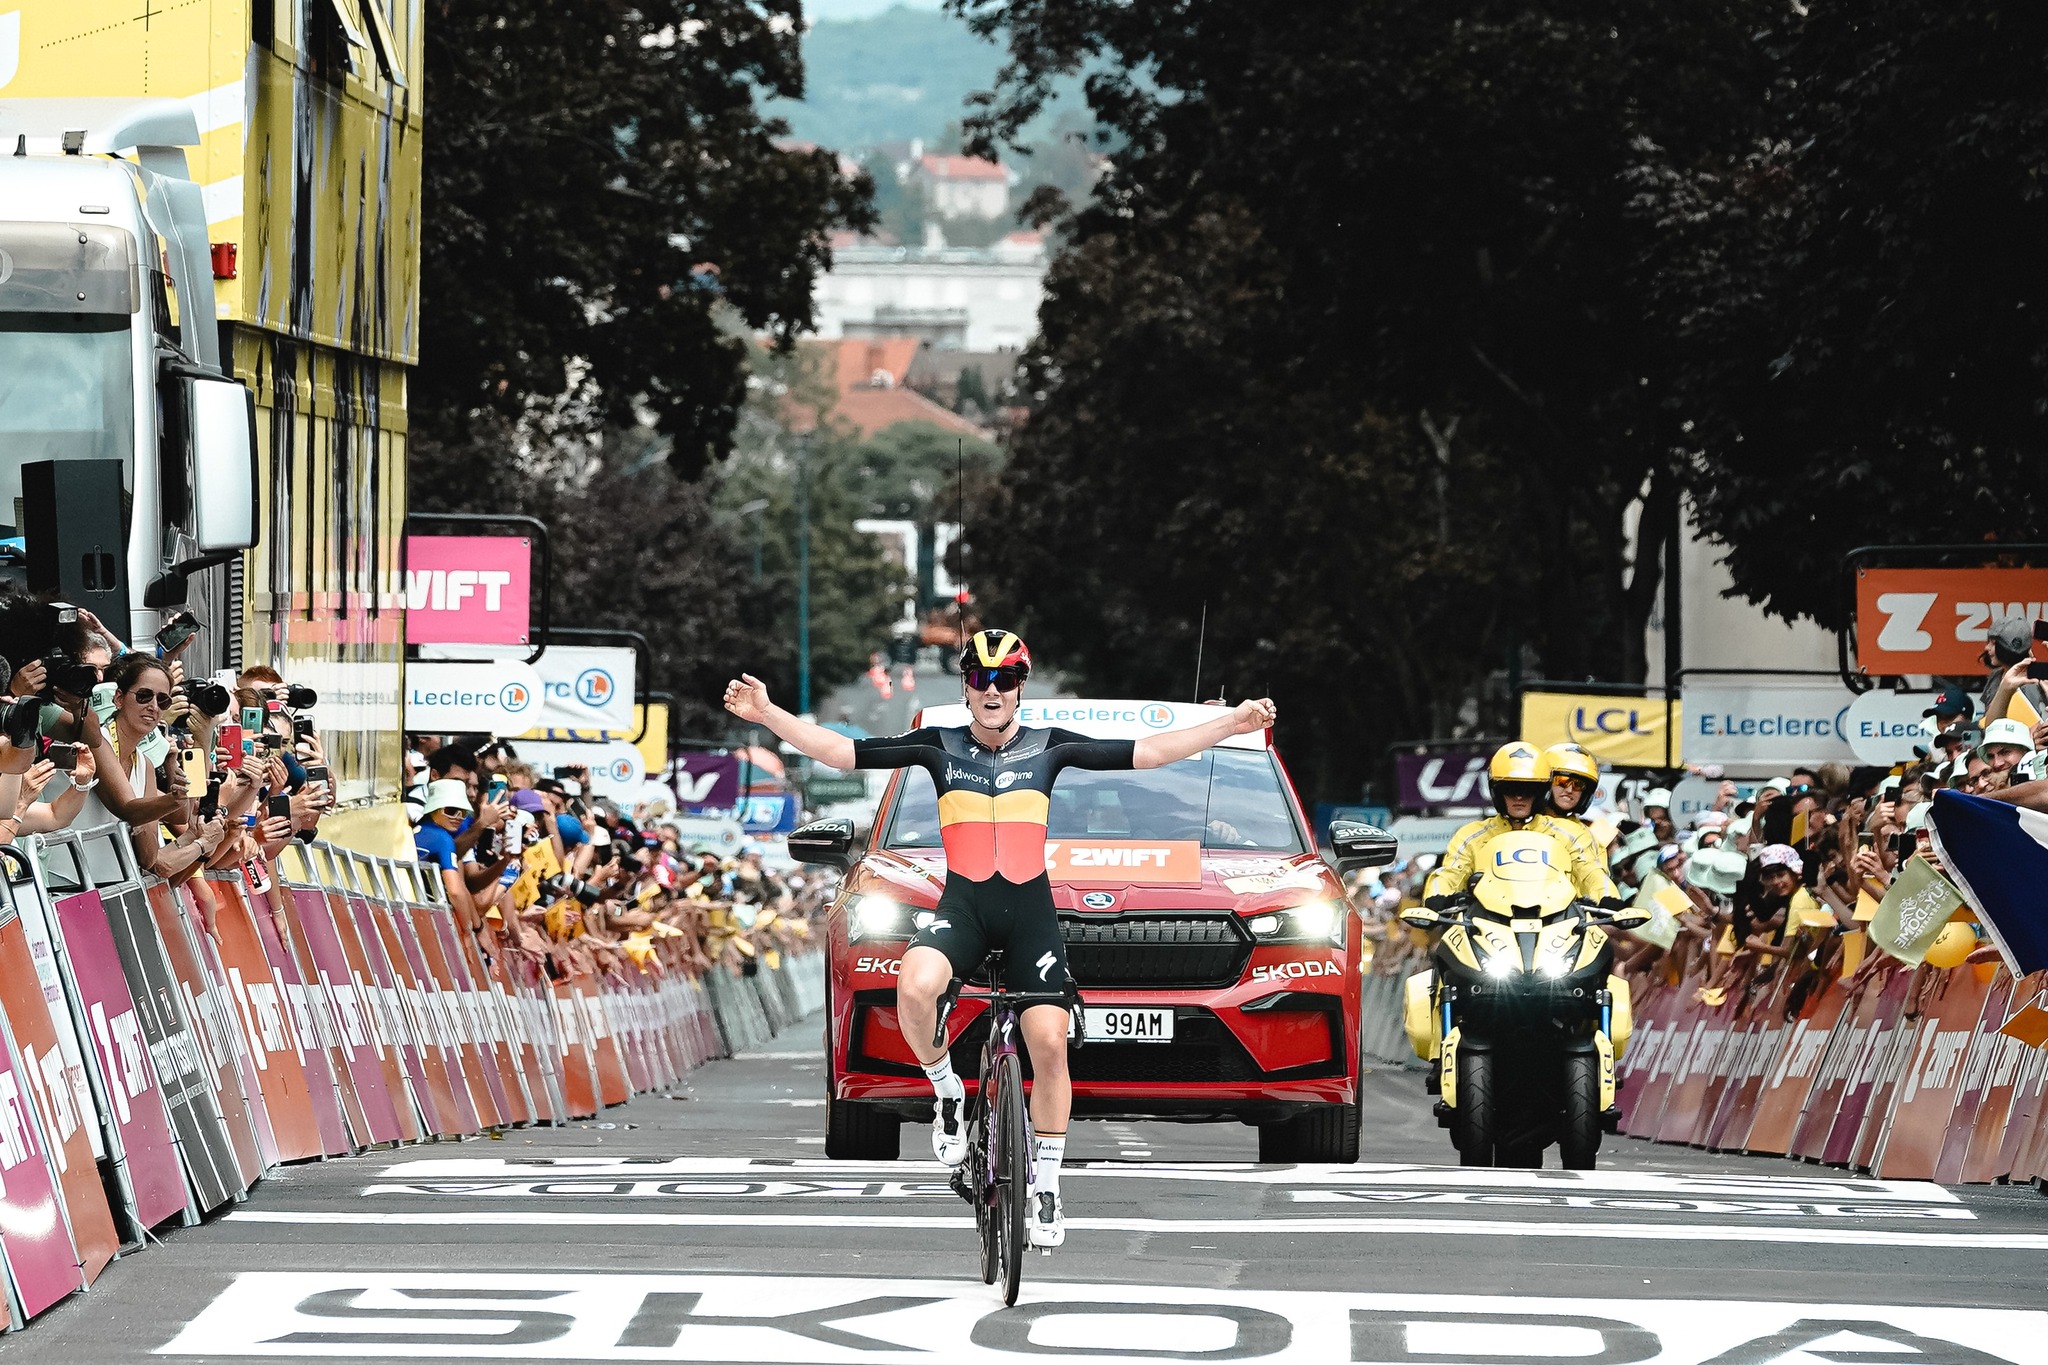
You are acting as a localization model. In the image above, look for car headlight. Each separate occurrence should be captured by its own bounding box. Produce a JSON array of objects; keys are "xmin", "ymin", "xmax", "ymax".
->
[
  {"xmin": 850, "ymin": 894, "xmax": 912, "ymax": 942},
  {"xmin": 1246, "ymin": 899, "xmax": 1346, "ymax": 945}
]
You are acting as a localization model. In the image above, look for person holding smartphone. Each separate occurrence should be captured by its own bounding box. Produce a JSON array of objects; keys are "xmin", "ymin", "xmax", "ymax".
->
[{"xmin": 98, "ymin": 655, "xmax": 227, "ymax": 880}]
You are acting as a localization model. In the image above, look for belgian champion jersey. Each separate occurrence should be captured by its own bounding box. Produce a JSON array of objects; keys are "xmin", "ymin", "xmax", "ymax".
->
[{"xmin": 854, "ymin": 725, "xmax": 1138, "ymax": 883}]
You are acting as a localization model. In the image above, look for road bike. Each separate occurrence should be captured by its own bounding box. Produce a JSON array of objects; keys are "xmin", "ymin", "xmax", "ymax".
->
[{"xmin": 933, "ymin": 950, "xmax": 1080, "ymax": 1305}]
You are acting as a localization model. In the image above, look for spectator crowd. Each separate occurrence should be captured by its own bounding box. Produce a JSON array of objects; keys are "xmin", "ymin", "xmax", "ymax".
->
[
  {"xmin": 0, "ymin": 588, "xmax": 826, "ymax": 994},
  {"xmin": 1347, "ymin": 612, "xmax": 2048, "ymax": 998},
  {"xmin": 401, "ymin": 736, "xmax": 827, "ymax": 991},
  {"xmin": 0, "ymin": 594, "xmax": 335, "ymax": 924}
]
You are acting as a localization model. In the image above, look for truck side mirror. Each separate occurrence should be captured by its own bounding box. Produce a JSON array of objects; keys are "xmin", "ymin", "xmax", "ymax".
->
[
  {"xmin": 1329, "ymin": 819, "xmax": 1398, "ymax": 872},
  {"xmin": 189, "ymin": 375, "xmax": 257, "ymax": 552},
  {"xmin": 788, "ymin": 817, "xmax": 855, "ymax": 870}
]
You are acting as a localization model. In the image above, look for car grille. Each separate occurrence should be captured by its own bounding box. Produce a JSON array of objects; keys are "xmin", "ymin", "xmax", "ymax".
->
[{"xmin": 1060, "ymin": 913, "xmax": 1250, "ymax": 988}]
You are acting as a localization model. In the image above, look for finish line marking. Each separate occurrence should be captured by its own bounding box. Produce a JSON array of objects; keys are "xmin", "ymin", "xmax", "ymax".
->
[
  {"xmin": 159, "ymin": 1273, "xmax": 2048, "ymax": 1362},
  {"xmin": 224, "ymin": 1209, "xmax": 2048, "ymax": 1249},
  {"xmin": 373, "ymin": 1156, "xmax": 1959, "ymax": 1203}
]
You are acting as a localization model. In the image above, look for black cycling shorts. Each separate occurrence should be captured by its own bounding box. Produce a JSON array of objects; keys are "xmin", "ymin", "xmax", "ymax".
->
[{"xmin": 908, "ymin": 872, "xmax": 1071, "ymax": 994}]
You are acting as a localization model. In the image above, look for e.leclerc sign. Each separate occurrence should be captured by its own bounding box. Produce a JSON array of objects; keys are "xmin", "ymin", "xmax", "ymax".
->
[{"xmin": 403, "ymin": 661, "xmax": 545, "ymax": 734}]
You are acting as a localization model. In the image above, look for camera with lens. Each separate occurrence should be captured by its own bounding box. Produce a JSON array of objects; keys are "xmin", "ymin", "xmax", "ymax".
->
[
  {"xmin": 278, "ymin": 683, "xmax": 317, "ymax": 709},
  {"xmin": 542, "ymin": 873, "xmax": 604, "ymax": 907},
  {"xmin": 40, "ymin": 649, "xmax": 100, "ymax": 697},
  {"xmin": 180, "ymin": 678, "xmax": 232, "ymax": 717}
]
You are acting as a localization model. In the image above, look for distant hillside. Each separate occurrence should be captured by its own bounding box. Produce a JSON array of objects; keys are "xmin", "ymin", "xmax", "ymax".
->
[{"xmin": 775, "ymin": 5, "xmax": 1082, "ymax": 157}]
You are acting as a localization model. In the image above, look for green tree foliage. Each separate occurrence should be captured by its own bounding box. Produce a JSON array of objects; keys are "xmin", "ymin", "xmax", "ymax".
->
[
  {"xmin": 947, "ymin": 0, "xmax": 1776, "ymax": 798},
  {"xmin": 417, "ymin": 0, "xmax": 872, "ymax": 477},
  {"xmin": 410, "ymin": 0, "xmax": 888, "ymax": 733},
  {"xmin": 1633, "ymin": 1, "xmax": 2048, "ymax": 629},
  {"xmin": 412, "ymin": 420, "xmax": 770, "ymax": 738},
  {"xmin": 711, "ymin": 346, "xmax": 916, "ymax": 708}
]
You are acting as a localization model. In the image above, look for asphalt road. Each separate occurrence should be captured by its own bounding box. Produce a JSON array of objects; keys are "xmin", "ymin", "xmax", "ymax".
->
[{"xmin": 11, "ymin": 1013, "xmax": 2048, "ymax": 1363}]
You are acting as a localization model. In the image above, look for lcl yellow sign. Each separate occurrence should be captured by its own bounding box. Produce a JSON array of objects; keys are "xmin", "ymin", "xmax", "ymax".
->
[{"xmin": 1520, "ymin": 692, "xmax": 1683, "ymax": 768}]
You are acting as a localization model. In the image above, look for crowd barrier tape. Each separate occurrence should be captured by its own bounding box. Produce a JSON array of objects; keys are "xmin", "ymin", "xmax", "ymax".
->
[
  {"xmin": 1353, "ymin": 950, "xmax": 2048, "ymax": 1186},
  {"xmin": 0, "ymin": 823, "xmax": 823, "ymax": 1330}
]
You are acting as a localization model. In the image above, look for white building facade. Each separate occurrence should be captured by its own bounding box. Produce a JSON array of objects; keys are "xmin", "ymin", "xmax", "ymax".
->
[{"xmin": 813, "ymin": 236, "xmax": 1047, "ymax": 353}]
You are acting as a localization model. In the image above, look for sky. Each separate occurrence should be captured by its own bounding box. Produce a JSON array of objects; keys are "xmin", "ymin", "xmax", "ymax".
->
[{"xmin": 807, "ymin": 0, "xmax": 945, "ymax": 21}]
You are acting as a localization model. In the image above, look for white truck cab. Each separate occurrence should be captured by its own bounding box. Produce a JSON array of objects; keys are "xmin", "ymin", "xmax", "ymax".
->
[{"xmin": 0, "ymin": 98, "xmax": 255, "ymax": 655}]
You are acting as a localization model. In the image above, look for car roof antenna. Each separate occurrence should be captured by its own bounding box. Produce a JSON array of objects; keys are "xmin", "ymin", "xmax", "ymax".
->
[{"xmin": 1192, "ymin": 600, "xmax": 1208, "ymax": 703}]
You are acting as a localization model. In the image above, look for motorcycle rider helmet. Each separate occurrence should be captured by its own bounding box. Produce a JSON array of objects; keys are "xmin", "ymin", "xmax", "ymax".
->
[
  {"xmin": 958, "ymin": 628, "xmax": 1032, "ymax": 678},
  {"xmin": 1486, "ymin": 742, "xmax": 1550, "ymax": 819},
  {"xmin": 1541, "ymin": 743, "xmax": 1600, "ymax": 815}
]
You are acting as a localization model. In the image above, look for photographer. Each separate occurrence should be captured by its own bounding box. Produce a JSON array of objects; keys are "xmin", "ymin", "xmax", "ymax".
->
[{"xmin": 99, "ymin": 655, "xmax": 227, "ymax": 881}]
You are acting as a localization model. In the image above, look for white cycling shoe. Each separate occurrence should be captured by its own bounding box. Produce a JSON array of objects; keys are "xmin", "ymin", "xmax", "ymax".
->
[
  {"xmin": 1029, "ymin": 1191, "xmax": 1065, "ymax": 1248},
  {"xmin": 932, "ymin": 1096, "xmax": 967, "ymax": 1166}
]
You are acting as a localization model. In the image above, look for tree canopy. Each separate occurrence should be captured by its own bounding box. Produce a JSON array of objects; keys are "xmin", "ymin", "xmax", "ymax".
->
[
  {"xmin": 416, "ymin": 0, "xmax": 871, "ymax": 477},
  {"xmin": 950, "ymin": 0, "xmax": 2048, "ymax": 801}
]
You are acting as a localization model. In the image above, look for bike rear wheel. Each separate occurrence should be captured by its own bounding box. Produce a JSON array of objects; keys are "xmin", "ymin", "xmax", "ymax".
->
[{"xmin": 992, "ymin": 1049, "xmax": 1027, "ymax": 1304}]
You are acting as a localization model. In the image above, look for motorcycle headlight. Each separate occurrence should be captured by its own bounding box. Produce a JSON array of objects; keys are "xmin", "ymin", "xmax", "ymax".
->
[
  {"xmin": 1484, "ymin": 951, "xmax": 1517, "ymax": 978},
  {"xmin": 1246, "ymin": 899, "xmax": 1346, "ymax": 945},
  {"xmin": 850, "ymin": 894, "xmax": 911, "ymax": 942}
]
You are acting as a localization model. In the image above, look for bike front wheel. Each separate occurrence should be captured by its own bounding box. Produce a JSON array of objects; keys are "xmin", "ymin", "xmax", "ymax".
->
[{"xmin": 992, "ymin": 1050, "xmax": 1028, "ymax": 1305}]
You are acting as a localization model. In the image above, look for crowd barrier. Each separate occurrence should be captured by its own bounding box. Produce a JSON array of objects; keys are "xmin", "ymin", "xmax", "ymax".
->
[
  {"xmin": 0, "ymin": 823, "xmax": 825, "ymax": 1331},
  {"xmin": 1355, "ymin": 950, "xmax": 2048, "ymax": 1185}
]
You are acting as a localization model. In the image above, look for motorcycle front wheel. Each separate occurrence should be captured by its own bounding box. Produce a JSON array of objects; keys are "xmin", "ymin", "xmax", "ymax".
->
[
  {"xmin": 1456, "ymin": 1050, "xmax": 1495, "ymax": 1167},
  {"xmin": 1560, "ymin": 1051, "xmax": 1602, "ymax": 1170}
]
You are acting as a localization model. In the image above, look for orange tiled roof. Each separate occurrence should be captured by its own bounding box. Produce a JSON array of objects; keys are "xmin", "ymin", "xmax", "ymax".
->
[
  {"xmin": 833, "ymin": 385, "xmax": 986, "ymax": 439},
  {"xmin": 827, "ymin": 337, "xmax": 921, "ymax": 394}
]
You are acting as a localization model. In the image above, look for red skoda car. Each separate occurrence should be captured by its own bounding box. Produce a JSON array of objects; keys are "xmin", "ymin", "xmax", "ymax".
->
[{"xmin": 792, "ymin": 700, "xmax": 1395, "ymax": 1163}]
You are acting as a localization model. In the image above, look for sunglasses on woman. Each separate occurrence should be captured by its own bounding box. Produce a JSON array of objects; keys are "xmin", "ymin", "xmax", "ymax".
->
[
  {"xmin": 126, "ymin": 688, "xmax": 175, "ymax": 708},
  {"xmin": 964, "ymin": 667, "xmax": 1024, "ymax": 694}
]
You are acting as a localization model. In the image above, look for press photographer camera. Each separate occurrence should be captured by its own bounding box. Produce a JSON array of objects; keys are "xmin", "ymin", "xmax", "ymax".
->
[
  {"xmin": 179, "ymin": 677, "xmax": 232, "ymax": 719},
  {"xmin": 540, "ymin": 872, "xmax": 605, "ymax": 908}
]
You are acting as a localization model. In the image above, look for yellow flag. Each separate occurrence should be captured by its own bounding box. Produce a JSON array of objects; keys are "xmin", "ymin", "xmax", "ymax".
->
[
  {"xmin": 1854, "ymin": 889, "xmax": 1881, "ymax": 923},
  {"xmin": 1586, "ymin": 816, "xmax": 1620, "ymax": 850},
  {"xmin": 1715, "ymin": 925, "xmax": 1737, "ymax": 954},
  {"xmin": 2000, "ymin": 987, "xmax": 2048, "ymax": 1048},
  {"xmin": 1839, "ymin": 930, "xmax": 1867, "ymax": 978},
  {"xmin": 2008, "ymin": 689, "xmax": 2043, "ymax": 729}
]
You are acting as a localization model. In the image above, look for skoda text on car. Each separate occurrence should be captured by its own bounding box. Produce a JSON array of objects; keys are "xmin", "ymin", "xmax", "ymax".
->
[{"xmin": 797, "ymin": 699, "xmax": 1392, "ymax": 1162}]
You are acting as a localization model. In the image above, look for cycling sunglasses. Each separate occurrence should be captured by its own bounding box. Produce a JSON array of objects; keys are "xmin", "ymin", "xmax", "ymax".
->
[{"xmin": 964, "ymin": 667, "xmax": 1025, "ymax": 694}]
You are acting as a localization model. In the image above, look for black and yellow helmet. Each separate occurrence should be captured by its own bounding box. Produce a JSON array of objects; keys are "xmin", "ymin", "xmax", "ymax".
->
[
  {"xmin": 1541, "ymin": 743, "xmax": 1600, "ymax": 787},
  {"xmin": 1487, "ymin": 741, "xmax": 1549, "ymax": 817},
  {"xmin": 959, "ymin": 628, "xmax": 1031, "ymax": 677}
]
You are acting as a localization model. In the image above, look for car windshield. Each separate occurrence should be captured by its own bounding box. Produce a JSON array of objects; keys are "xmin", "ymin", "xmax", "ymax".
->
[{"xmin": 883, "ymin": 747, "xmax": 1305, "ymax": 853}]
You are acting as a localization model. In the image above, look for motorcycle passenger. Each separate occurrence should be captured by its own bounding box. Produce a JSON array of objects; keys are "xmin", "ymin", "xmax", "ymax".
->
[
  {"xmin": 1424, "ymin": 743, "xmax": 1618, "ymax": 906},
  {"xmin": 1541, "ymin": 743, "xmax": 1600, "ymax": 822}
]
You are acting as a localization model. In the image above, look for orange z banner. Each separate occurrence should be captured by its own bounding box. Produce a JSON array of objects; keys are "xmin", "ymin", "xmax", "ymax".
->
[
  {"xmin": 1855, "ymin": 567, "xmax": 2048, "ymax": 675},
  {"xmin": 1044, "ymin": 840, "xmax": 1203, "ymax": 885}
]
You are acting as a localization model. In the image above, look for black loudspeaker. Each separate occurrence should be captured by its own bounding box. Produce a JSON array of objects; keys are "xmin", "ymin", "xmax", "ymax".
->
[{"xmin": 21, "ymin": 460, "xmax": 131, "ymax": 629}]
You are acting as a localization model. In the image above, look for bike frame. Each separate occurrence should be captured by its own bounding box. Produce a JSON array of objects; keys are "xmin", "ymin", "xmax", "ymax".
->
[{"xmin": 935, "ymin": 953, "xmax": 1080, "ymax": 1281}]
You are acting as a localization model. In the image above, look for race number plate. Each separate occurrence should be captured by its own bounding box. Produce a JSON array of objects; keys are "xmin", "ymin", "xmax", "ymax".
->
[{"xmin": 1084, "ymin": 1007, "xmax": 1174, "ymax": 1043}]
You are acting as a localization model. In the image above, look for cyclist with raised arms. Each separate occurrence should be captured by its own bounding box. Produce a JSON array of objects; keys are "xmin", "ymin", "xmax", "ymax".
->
[{"xmin": 723, "ymin": 629, "xmax": 1276, "ymax": 1249}]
